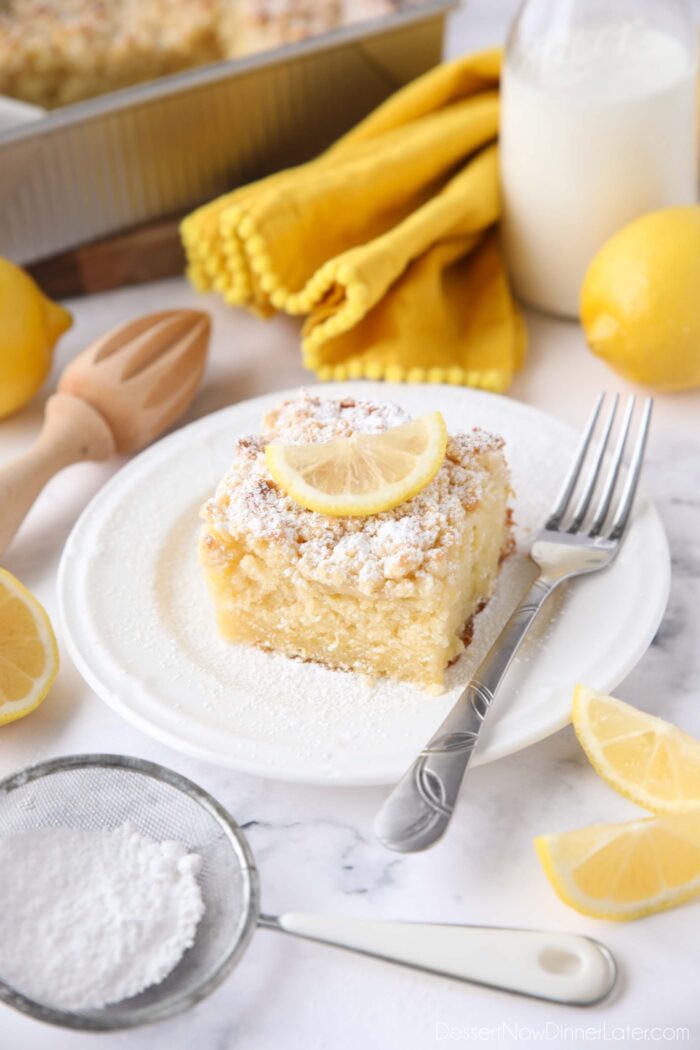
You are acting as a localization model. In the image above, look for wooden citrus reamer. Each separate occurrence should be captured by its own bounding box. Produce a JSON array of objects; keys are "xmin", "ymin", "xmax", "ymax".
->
[{"xmin": 0, "ymin": 310, "xmax": 210, "ymax": 554}]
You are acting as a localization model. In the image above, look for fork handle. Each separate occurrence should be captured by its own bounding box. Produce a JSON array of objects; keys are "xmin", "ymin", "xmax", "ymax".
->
[
  {"xmin": 375, "ymin": 576, "xmax": 555, "ymax": 853},
  {"xmin": 0, "ymin": 393, "xmax": 115, "ymax": 555}
]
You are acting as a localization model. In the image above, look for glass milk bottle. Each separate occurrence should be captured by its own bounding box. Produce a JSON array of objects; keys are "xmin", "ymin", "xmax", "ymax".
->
[{"xmin": 500, "ymin": 0, "xmax": 698, "ymax": 318}]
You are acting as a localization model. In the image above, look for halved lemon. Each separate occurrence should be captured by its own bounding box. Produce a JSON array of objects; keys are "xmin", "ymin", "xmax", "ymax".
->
[
  {"xmin": 265, "ymin": 411, "xmax": 448, "ymax": 517},
  {"xmin": 0, "ymin": 568, "xmax": 58, "ymax": 725},
  {"xmin": 535, "ymin": 810, "xmax": 700, "ymax": 920},
  {"xmin": 573, "ymin": 685, "xmax": 700, "ymax": 813}
]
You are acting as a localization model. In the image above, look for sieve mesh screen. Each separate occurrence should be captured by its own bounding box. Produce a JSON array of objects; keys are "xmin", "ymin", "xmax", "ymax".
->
[{"xmin": 0, "ymin": 756, "xmax": 259, "ymax": 1031}]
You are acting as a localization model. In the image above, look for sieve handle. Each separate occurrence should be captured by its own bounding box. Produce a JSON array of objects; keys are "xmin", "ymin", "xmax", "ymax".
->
[{"xmin": 261, "ymin": 913, "xmax": 616, "ymax": 1005}]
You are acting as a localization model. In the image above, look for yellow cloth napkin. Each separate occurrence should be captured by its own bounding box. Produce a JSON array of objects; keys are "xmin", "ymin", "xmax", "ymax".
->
[{"xmin": 181, "ymin": 49, "xmax": 525, "ymax": 391}]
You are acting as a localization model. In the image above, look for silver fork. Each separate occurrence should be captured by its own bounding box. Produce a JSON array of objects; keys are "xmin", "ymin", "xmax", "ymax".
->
[{"xmin": 375, "ymin": 393, "xmax": 653, "ymax": 853}]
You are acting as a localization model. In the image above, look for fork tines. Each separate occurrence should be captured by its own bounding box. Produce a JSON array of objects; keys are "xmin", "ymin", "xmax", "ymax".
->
[{"xmin": 545, "ymin": 393, "xmax": 653, "ymax": 541}]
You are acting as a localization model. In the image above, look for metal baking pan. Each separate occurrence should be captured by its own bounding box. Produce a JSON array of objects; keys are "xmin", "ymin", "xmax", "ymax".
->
[{"xmin": 0, "ymin": 1, "xmax": 456, "ymax": 265}]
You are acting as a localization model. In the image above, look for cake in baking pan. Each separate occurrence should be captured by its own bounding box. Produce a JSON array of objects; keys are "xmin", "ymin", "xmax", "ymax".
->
[{"xmin": 0, "ymin": 0, "xmax": 400, "ymax": 109}]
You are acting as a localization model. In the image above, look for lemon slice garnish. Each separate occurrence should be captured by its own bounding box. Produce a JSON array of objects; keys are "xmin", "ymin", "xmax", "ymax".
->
[
  {"xmin": 265, "ymin": 411, "xmax": 448, "ymax": 517},
  {"xmin": 573, "ymin": 685, "xmax": 700, "ymax": 814},
  {"xmin": 535, "ymin": 810, "xmax": 700, "ymax": 921},
  {"xmin": 0, "ymin": 568, "xmax": 58, "ymax": 725}
]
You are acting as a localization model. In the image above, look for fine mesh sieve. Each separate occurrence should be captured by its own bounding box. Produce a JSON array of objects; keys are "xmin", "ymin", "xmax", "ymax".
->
[
  {"xmin": 0, "ymin": 754, "xmax": 618, "ymax": 1032},
  {"xmin": 0, "ymin": 755, "xmax": 259, "ymax": 1031}
]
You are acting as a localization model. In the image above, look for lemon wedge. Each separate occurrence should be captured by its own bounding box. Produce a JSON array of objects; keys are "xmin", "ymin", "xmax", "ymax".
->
[
  {"xmin": 573, "ymin": 685, "xmax": 700, "ymax": 814},
  {"xmin": 535, "ymin": 810, "xmax": 700, "ymax": 921},
  {"xmin": 0, "ymin": 568, "xmax": 58, "ymax": 725},
  {"xmin": 265, "ymin": 411, "xmax": 448, "ymax": 517}
]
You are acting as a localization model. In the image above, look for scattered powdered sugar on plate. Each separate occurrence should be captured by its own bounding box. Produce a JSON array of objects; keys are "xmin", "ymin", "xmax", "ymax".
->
[
  {"xmin": 0, "ymin": 823, "xmax": 204, "ymax": 1011},
  {"xmin": 155, "ymin": 492, "xmax": 550, "ymax": 729},
  {"xmin": 59, "ymin": 382, "xmax": 663, "ymax": 783}
]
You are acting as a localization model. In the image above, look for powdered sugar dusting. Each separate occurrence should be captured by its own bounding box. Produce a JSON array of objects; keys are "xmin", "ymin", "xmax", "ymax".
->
[
  {"xmin": 201, "ymin": 391, "xmax": 507, "ymax": 595},
  {"xmin": 263, "ymin": 390, "xmax": 408, "ymax": 442},
  {"xmin": 145, "ymin": 486, "xmax": 561, "ymax": 776}
]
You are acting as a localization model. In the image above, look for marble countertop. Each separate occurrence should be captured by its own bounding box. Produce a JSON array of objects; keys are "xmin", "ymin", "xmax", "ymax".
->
[{"xmin": 1, "ymin": 4, "xmax": 700, "ymax": 1048}]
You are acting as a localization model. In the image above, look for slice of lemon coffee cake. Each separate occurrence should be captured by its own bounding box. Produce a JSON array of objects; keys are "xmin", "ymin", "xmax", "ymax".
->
[{"xmin": 199, "ymin": 393, "xmax": 513, "ymax": 690}]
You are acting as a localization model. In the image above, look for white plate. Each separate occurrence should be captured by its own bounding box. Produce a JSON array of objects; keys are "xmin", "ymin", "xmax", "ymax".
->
[{"xmin": 58, "ymin": 383, "xmax": 670, "ymax": 785}]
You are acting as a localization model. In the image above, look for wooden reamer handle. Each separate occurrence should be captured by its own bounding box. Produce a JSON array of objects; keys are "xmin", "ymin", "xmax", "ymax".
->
[{"xmin": 0, "ymin": 393, "xmax": 115, "ymax": 555}]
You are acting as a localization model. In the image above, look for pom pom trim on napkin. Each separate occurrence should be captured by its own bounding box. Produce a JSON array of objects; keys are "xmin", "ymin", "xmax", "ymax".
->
[{"xmin": 181, "ymin": 49, "xmax": 525, "ymax": 393}]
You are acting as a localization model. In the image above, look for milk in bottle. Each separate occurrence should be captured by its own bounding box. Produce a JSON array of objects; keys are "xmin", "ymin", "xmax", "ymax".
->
[{"xmin": 500, "ymin": 3, "xmax": 697, "ymax": 318}]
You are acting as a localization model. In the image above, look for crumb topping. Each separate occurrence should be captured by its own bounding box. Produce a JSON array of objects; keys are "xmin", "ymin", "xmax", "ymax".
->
[
  {"xmin": 0, "ymin": 0, "xmax": 398, "ymax": 108},
  {"xmin": 201, "ymin": 392, "xmax": 508, "ymax": 595}
]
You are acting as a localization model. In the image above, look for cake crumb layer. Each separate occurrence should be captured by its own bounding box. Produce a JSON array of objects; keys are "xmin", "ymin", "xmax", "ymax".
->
[
  {"xmin": 199, "ymin": 392, "xmax": 512, "ymax": 688},
  {"xmin": 201, "ymin": 391, "xmax": 508, "ymax": 598}
]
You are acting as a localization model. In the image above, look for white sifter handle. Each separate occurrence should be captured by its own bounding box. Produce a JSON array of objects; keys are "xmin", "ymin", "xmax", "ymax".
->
[{"xmin": 267, "ymin": 913, "xmax": 616, "ymax": 1005}]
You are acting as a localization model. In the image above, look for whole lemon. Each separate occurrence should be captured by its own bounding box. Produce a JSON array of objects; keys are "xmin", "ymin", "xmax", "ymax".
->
[
  {"xmin": 581, "ymin": 206, "xmax": 700, "ymax": 392},
  {"xmin": 0, "ymin": 258, "xmax": 72, "ymax": 418}
]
